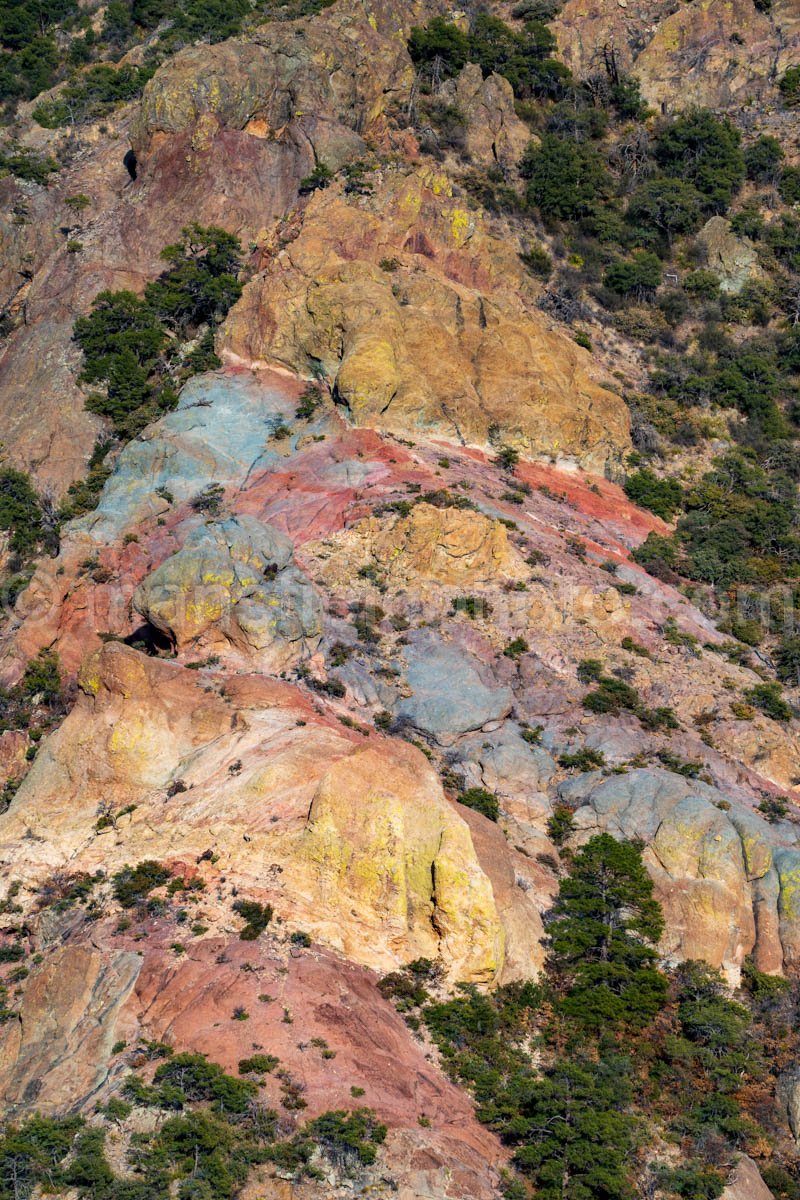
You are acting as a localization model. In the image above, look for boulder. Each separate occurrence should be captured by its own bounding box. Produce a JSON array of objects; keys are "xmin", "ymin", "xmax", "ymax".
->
[
  {"xmin": 438, "ymin": 64, "xmax": 530, "ymax": 169},
  {"xmin": 720, "ymin": 1155, "xmax": 774, "ymax": 1200},
  {"xmin": 133, "ymin": 515, "xmax": 322, "ymax": 667},
  {"xmin": 396, "ymin": 632, "xmax": 513, "ymax": 739},
  {"xmin": 696, "ymin": 216, "xmax": 764, "ymax": 294}
]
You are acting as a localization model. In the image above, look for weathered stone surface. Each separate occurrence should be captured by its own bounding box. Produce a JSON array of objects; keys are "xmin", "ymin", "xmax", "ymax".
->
[
  {"xmin": 132, "ymin": 0, "xmax": 444, "ymax": 157},
  {"xmin": 310, "ymin": 502, "xmax": 527, "ymax": 590},
  {"xmin": 221, "ymin": 170, "xmax": 631, "ymax": 471},
  {"xmin": 439, "ymin": 64, "xmax": 530, "ymax": 169},
  {"xmin": 720, "ymin": 1155, "xmax": 774, "ymax": 1200},
  {"xmin": 553, "ymin": 0, "xmax": 787, "ymax": 111},
  {"xmin": 133, "ymin": 515, "xmax": 322, "ymax": 666},
  {"xmin": 1, "ymin": 642, "xmax": 536, "ymax": 984},
  {"xmin": 560, "ymin": 769, "xmax": 787, "ymax": 979},
  {"xmin": 696, "ymin": 216, "xmax": 764, "ymax": 294},
  {"xmin": 301, "ymin": 743, "xmax": 507, "ymax": 981},
  {"xmin": 396, "ymin": 631, "xmax": 513, "ymax": 739},
  {"xmin": 0, "ymin": 944, "xmax": 141, "ymax": 1111}
]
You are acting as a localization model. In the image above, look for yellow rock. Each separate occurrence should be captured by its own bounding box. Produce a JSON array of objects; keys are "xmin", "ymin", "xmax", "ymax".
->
[{"xmin": 221, "ymin": 171, "xmax": 630, "ymax": 472}]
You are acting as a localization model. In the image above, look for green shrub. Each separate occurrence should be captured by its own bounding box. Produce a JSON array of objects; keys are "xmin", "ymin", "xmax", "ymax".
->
[
  {"xmin": 547, "ymin": 803, "xmax": 576, "ymax": 847},
  {"xmin": 74, "ymin": 227, "xmax": 241, "ymax": 440},
  {"xmin": 604, "ymin": 251, "xmax": 662, "ymax": 300},
  {"xmin": 558, "ymin": 747, "xmax": 605, "ymax": 771},
  {"xmin": 33, "ymin": 63, "xmax": 154, "ymax": 127},
  {"xmin": 655, "ymin": 108, "xmax": 745, "ymax": 211},
  {"xmin": 458, "ymin": 787, "xmax": 500, "ymax": 822},
  {"xmin": 757, "ymin": 796, "xmax": 789, "ymax": 822},
  {"xmin": 503, "ymin": 636, "xmax": 529, "ymax": 659},
  {"xmin": 583, "ymin": 675, "xmax": 640, "ymax": 715},
  {"xmin": 299, "ymin": 161, "xmax": 333, "ymax": 193},
  {"xmin": 306, "ymin": 1108, "xmax": 387, "ymax": 1168},
  {"xmin": 548, "ymin": 833, "xmax": 666, "ymax": 1029},
  {"xmin": 520, "ymin": 244, "xmax": 553, "ymax": 278},
  {"xmin": 624, "ymin": 469, "xmax": 683, "ymax": 520},
  {"xmin": 153, "ymin": 1052, "xmax": 258, "ymax": 1113},
  {"xmin": 239, "ymin": 1054, "xmax": 279, "ymax": 1075},
  {"xmin": 683, "ymin": 270, "xmax": 720, "ymax": 300},
  {"xmin": 779, "ymin": 66, "xmax": 800, "ymax": 107},
  {"xmin": 0, "ymin": 144, "xmax": 58, "ymax": 183},
  {"xmin": 233, "ymin": 899, "xmax": 273, "ymax": 940},
  {"xmin": 0, "ymin": 469, "xmax": 44, "ymax": 556},
  {"xmin": 779, "ymin": 165, "xmax": 800, "ymax": 206},
  {"xmin": 744, "ymin": 134, "xmax": 784, "ymax": 182},
  {"xmin": 626, "ymin": 178, "xmax": 704, "ymax": 246},
  {"xmin": 521, "ymin": 134, "xmax": 611, "ymax": 222},
  {"xmin": 745, "ymin": 681, "xmax": 792, "ymax": 722},
  {"xmin": 112, "ymin": 861, "xmax": 170, "ymax": 908}
]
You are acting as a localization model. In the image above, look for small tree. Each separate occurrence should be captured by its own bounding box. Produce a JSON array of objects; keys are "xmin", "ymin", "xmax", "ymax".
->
[{"xmin": 546, "ymin": 833, "xmax": 667, "ymax": 1029}]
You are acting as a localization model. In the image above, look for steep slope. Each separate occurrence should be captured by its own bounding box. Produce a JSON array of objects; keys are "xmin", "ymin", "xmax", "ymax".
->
[{"xmin": 1, "ymin": 0, "xmax": 800, "ymax": 1197}]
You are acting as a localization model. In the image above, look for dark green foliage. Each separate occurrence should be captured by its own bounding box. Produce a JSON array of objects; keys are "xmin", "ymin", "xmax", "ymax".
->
[
  {"xmin": 20, "ymin": 648, "xmax": 63, "ymax": 707},
  {"xmin": 624, "ymin": 468, "xmax": 683, "ymax": 520},
  {"xmin": 655, "ymin": 108, "xmax": 745, "ymax": 211},
  {"xmin": 558, "ymin": 747, "xmax": 605, "ymax": 771},
  {"xmin": 672, "ymin": 961, "xmax": 758, "ymax": 1091},
  {"xmin": 503, "ymin": 636, "xmax": 529, "ymax": 659},
  {"xmin": 745, "ymin": 681, "xmax": 793, "ymax": 722},
  {"xmin": 60, "ymin": 439, "xmax": 114, "ymax": 521},
  {"xmin": 233, "ymin": 899, "xmax": 273, "ymax": 940},
  {"xmin": 521, "ymin": 133, "xmax": 611, "ymax": 222},
  {"xmin": 0, "ymin": 469, "xmax": 44, "ymax": 556},
  {"xmin": 74, "ymin": 290, "xmax": 166, "ymax": 426},
  {"xmin": 0, "ymin": 648, "xmax": 67, "ymax": 741},
  {"xmin": 112, "ymin": 860, "xmax": 170, "ymax": 908},
  {"xmin": 463, "ymin": 13, "xmax": 568, "ymax": 99},
  {"xmin": 153, "ymin": 1053, "xmax": 258, "ymax": 1113},
  {"xmin": 660, "ymin": 449, "xmax": 800, "ymax": 587},
  {"xmin": 655, "ymin": 1163, "xmax": 725, "ymax": 1199},
  {"xmin": 604, "ymin": 251, "xmax": 662, "ymax": 299},
  {"xmin": 0, "ymin": 143, "xmax": 58, "ymax": 183},
  {"xmin": 239, "ymin": 1054, "xmax": 278, "ymax": 1075},
  {"xmin": 512, "ymin": 1055, "xmax": 637, "ymax": 1199},
  {"xmin": 0, "ymin": 0, "xmax": 76, "ymax": 107},
  {"xmin": 296, "ymin": 384, "xmax": 323, "ymax": 419},
  {"xmin": 744, "ymin": 134, "xmax": 784, "ymax": 183},
  {"xmin": 519, "ymin": 244, "xmax": 552, "ymax": 278},
  {"xmin": 299, "ymin": 161, "xmax": 333, "ymax": 193},
  {"xmin": 684, "ymin": 269, "xmax": 721, "ymax": 300},
  {"xmin": 546, "ymin": 803, "xmax": 576, "ymax": 846},
  {"xmin": 583, "ymin": 673, "xmax": 640, "ymax": 715},
  {"xmin": 779, "ymin": 166, "xmax": 800, "ymax": 206},
  {"xmin": 74, "ymin": 227, "xmax": 241, "ymax": 439},
  {"xmin": 409, "ymin": 14, "xmax": 569, "ymax": 99},
  {"xmin": 547, "ymin": 833, "xmax": 667, "ymax": 1029},
  {"xmin": 408, "ymin": 18, "xmax": 469, "ymax": 79},
  {"xmin": 495, "ymin": 444, "xmax": 520, "ymax": 470},
  {"xmin": 0, "ymin": 1113, "xmax": 83, "ymax": 1200},
  {"xmin": 777, "ymin": 634, "xmax": 800, "ymax": 686},
  {"xmin": 576, "ymin": 657, "xmax": 604, "ymax": 683},
  {"xmin": 145, "ymin": 225, "xmax": 243, "ymax": 333},
  {"xmin": 626, "ymin": 177, "xmax": 704, "ymax": 246},
  {"xmin": 779, "ymin": 66, "xmax": 800, "ymax": 107},
  {"xmin": 32, "ymin": 63, "xmax": 154, "ymax": 127},
  {"xmin": 306, "ymin": 1109, "xmax": 387, "ymax": 1168},
  {"xmin": 458, "ymin": 787, "xmax": 500, "ymax": 822}
]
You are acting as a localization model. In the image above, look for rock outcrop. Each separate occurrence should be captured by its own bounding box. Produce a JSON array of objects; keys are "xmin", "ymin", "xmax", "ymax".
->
[
  {"xmin": 553, "ymin": 0, "xmax": 797, "ymax": 112},
  {"xmin": 221, "ymin": 169, "xmax": 630, "ymax": 469}
]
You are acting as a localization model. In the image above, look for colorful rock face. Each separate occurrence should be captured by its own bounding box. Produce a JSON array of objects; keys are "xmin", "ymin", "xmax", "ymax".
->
[{"xmin": 0, "ymin": 1, "xmax": 798, "ymax": 1196}]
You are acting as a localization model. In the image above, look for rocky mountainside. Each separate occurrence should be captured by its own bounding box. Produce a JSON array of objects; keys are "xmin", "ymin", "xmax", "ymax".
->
[{"xmin": 1, "ymin": 1, "xmax": 800, "ymax": 1197}]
